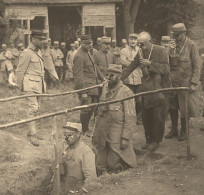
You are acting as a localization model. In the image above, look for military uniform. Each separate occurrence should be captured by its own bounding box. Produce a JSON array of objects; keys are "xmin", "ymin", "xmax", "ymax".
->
[
  {"xmin": 165, "ymin": 23, "xmax": 201, "ymax": 140},
  {"xmin": 73, "ymin": 35, "xmax": 99, "ymax": 133},
  {"xmin": 60, "ymin": 42, "xmax": 68, "ymax": 82},
  {"xmin": 93, "ymin": 79, "xmax": 137, "ymax": 172},
  {"xmin": 16, "ymin": 30, "xmax": 46, "ymax": 146}
]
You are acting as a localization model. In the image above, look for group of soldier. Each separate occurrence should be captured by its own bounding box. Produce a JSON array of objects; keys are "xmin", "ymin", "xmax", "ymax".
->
[{"xmin": 8, "ymin": 21, "xmax": 202, "ymax": 194}]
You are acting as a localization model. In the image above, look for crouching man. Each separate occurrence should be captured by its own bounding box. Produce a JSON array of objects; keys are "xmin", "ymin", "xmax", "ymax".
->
[
  {"xmin": 47, "ymin": 122, "xmax": 97, "ymax": 195},
  {"xmin": 93, "ymin": 64, "xmax": 137, "ymax": 175}
]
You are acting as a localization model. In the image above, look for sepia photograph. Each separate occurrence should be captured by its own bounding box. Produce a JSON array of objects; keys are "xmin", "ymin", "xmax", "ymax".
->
[{"xmin": 0, "ymin": 0, "xmax": 204, "ymax": 194}]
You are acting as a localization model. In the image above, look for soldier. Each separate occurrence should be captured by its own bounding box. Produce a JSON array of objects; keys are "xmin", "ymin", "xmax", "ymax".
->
[
  {"xmin": 77, "ymin": 37, "xmax": 81, "ymax": 47},
  {"xmin": 165, "ymin": 23, "xmax": 201, "ymax": 141},
  {"xmin": 95, "ymin": 37, "xmax": 102, "ymax": 51},
  {"xmin": 16, "ymin": 30, "xmax": 46, "ymax": 146},
  {"xmin": 160, "ymin": 36, "xmax": 171, "ymax": 49},
  {"xmin": 110, "ymin": 39, "xmax": 120, "ymax": 54},
  {"xmin": 46, "ymin": 122, "xmax": 97, "ymax": 195},
  {"xmin": 60, "ymin": 42, "xmax": 68, "ymax": 83},
  {"xmin": 8, "ymin": 42, "xmax": 19, "ymax": 70},
  {"xmin": 121, "ymin": 32, "xmax": 171, "ymax": 152},
  {"xmin": 93, "ymin": 36, "xmax": 117, "ymax": 83},
  {"xmin": 66, "ymin": 43, "xmax": 77, "ymax": 81},
  {"xmin": 42, "ymin": 40, "xmax": 59, "ymax": 89},
  {"xmin": 120, "ymin": 33, "xmax": 143, "ymax": 125},
  {"xmin": 74, "ymin": 41, "xmax": 80, "ymax": 50},
  {"xmin": 51, "ymin": 41, "xmax": 64, "ymax": 81},
  {"xmin": 48, "ymin": 38, "xmax": 53, "ymax": 49},
  {"xmin": 93, "ymin": 64, "xmax": 137, "ymax": 175},
  {"xmin": 73, "ymin": 35, "xmax": 99, "ymax": 135},
  {"xmin": 121, "ymin": 39, "xmax": 128, "ymax": 49}
]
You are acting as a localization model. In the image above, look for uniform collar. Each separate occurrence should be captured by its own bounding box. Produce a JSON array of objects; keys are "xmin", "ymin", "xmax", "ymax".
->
[
  {"xmin": 107, "ymin": 81, "xmax": 123, "ymax": 99},
  {"xmin": 28, "ymin": 43, "xmax": 37, "ymax": 51}
]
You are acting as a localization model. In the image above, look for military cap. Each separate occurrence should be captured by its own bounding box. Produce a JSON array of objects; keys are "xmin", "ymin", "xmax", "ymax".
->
[
  {"xmin": 112, "ymin": 39, "xmax": 116, "ymax": 43},
  {"xmin": 129, "ymin": 33, "xmax": 138, "ymax": 39},
  {"xmin": 54, "ymin": 41, "xmax": 59, "ymax": 45},
  {"xmin": 64, "ymin": 122, "xmax": 82, "ymax": 133},
  {"xmin": 61, "ymin": 42, "xmax": 66, "ymax": 46},
  {"xmin": 18, "ymin": 43, "xmax": 24, "ymax": 47},
  {"xmin": 81, "ymin": 34, "xmax": 92, "ymax": 44},
  {"xmin": 48, "ymin": 38, "xmax": 51, "ymax": 42},
  {"xmin": 171, "ymin": 23, "xmax": 186, "ymax": 34},
  {"xmin": 97, "ymin": 38, "xmax": 102, "ymax": 41},
  {"xmin": 122, "ymin": 39, "xmax": 127, "ymax": 43},
  {"xmin": 77, "ymin": 38, "xmax": 81, "ymax": 42},
  {"xmin": 2, "ymin": 44, "xmax": 7, "ymax": 48},
  {"xmin": 70, "ymin": 43, "xmax": 75, "ymax": 47},
  {"xmin": 31, "ymin": 29, "xmax": 45, "ymax": 39},
  {"xmin": 161, "ymin": 36, "xmax": 171, "ymax": 41},
  {"xmin": 101, "ymin": 36, "xmax": 111, "ymax": 44},
  {"xmin": 108, "ymin": 64, "xmax": 122, "ymax": 74}
]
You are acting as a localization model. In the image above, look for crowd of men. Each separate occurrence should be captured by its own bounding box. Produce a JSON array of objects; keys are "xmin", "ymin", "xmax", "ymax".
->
[{"xmin": 1, "ymin": 22, "xmax": 203, "ymax": 194}]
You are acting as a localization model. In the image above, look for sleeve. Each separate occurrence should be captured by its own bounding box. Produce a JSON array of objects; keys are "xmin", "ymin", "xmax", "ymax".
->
[
  {"xmin": 200, "ymin": 60, "xmax": 204, "ymax": 81},
  {"xmin": 73, "ymin": 55, "xmax": 86, "ymax": 92},
  {"xmin": 66, "ymin": 51, "xmax": 70, "ymax": 65},
  {"xmin": 121, "ymin": 91, "xmax": 137, "ymax": 140},
  {"xmin": 82, "ymin": 149, "xmax": 97, "ymax": 185},
  {"xmin": 15, "ymin": 51, "xmax": 30, "ymax": 90},
  {"xmin": 120, "ymin": 48, "xmax": 131, "ymax": 67},
  {"xmin": 59, "ymin": 49, "xmax": 64, "ymax": 59},
  {"xmin": 121, "ymin": 53, "xmax": 140, "ymax": 81},
  {"xmin": 191, "ymin": 43, "xmax": 201, "ymax": 85},
  {"xmin": 93, "ymin": 53, "xmax": 104, "ymax": 81},
  {"xmin": 148, "ymin": 47, "xmax": 170, "ymax": 74}
]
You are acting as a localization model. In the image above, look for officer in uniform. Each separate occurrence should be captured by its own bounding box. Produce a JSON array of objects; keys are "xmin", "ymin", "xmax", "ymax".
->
[
  {"xmin": 165, "ymin": 23, "xmax": 201, "ymax": 141},
  {"xmin": 73, "ymin": 35, "xmax": 99, "ymax": 135},
  {"xmin": 47, "ymin": 122, "xmax": 97, "ymax": 195},
  {"xmin": 16, "ymin": 30, "xmax": 46, "ymax": 146}
]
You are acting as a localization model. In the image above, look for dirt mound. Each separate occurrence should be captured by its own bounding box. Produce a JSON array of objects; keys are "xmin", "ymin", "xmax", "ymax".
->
[{"xmin": 0, "ymin": 130, "xmax": 54, "ymax": 195}]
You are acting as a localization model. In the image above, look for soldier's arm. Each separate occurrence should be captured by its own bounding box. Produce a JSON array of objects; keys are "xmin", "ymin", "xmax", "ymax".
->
[
  {"xmin": 121, "ymin": 53, "xmax": 140, "ymax": 81},
  {"xmin": 148, "ymin": 47, "xmax": 169, "ymax": 74},
  {"xmin": 73, "ymin": 55, "xmax": 86, "ymax": 92},
  {"xmin": 93, "ymin": 53, "xmax": 104, "ymax": 81},
  {"xmin": 82, "ymin": 150, "xmax": 97, "ymax": 185},
  {"xmin": 59, "ymin": 49, "xmax": 64, "ymax": 59},
  {"xmin": 16, "ymin": 51, "xmax": 30, "ymax": 90},
  {"xmin": 120, "ymin": 48, "xmax": 131, "ymax": 67},
  {"xmin": 191, "ymin": 43, "xmax": 201, "ymax": 85},
  {"xmin": 121, "ymin": 91, "xmax": 137, "ymax": 140}
]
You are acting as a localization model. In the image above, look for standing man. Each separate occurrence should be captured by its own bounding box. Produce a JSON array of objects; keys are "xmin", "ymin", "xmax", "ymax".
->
[
  {"xmin": 60, "ymin": 42, "xmax": 68, "ymax": 83},
  {"xmin": 74, "ymin": 41, "xmax": 80, "ymax": 50},
  {"xmin": 73, "ymin": 35, "xmax": 99, "ymax": 135},
  {"xmin": 16, "ymin": 30, "xmax": 46, "ymax": 146},
  {"xmin": 165, "ymin": 23, "xmax": 201, "ymax": 141},
  {"xmin": 93, "ymin": 36, "xmax": 116, "ymax": 82},
  {"xmin": 120, "ymin": 33, "xmax": 143, "ymax": 125},
  {"xmin": 110, "ymin": 40, "xmax": 120, "ymax": 54},
  {"xmin": 121, "ymin": 39, "xmax": 128, "ymax": 49},
  {"xmin": 93, "ymin": 65, "xmax": 137, "ymax": 175},
  {"xmin": 121, "ymin": 32, "xmax": 171, "ymax": 151},
  {"xmin": 95, "ymin": 37, "xmax": 102, "ymax": 51},
  {"xmin": 66, "ymin": 43, "xmax": 77, "ymax": 81},
  {"xmin": 51, "ymin": 41, "xmax": 64, "ymax": 81}
]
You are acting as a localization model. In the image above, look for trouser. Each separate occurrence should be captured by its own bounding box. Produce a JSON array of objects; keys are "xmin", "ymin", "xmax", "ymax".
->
[
  {"xmin": 61, "ymin": 65, "xmax": 67, "ymax": 81},
  {"xmin": 124, "ymin": 83, "xmax": 143, "ymax": 119},
  {"xmin": 168, "ymin": 93, "xmax": 189, "ymax": 132},
  {"xmin": 67, "ymin": 63, "xmax": 73, "ymax": 79},
  {"xmin": 96, "ymin": 142, "xmax": 125, "ymax": 173},
  {"xmin": 79, "ymin": 95, "xmax": 98, "ymax": 133},
  {"xmin": 55, "ymin": 66, "xmax": 62, "ymax": 80},
  {"xmin": 142, "ymin": 103, "xmax": 167, "ymax": 144},
  {"xmin": 25, "ymin": 92, "xmax": 40, "ymax": 135},
  {"xmin": 44, "ymin": 69, "xmax": 57, "ymax": 88}
]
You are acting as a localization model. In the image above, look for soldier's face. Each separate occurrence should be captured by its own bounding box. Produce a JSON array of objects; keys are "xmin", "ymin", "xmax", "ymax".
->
[
  {"xmin": 81, "ymin": 42, "xmax": 92, "ymax": 51},
  {"xmin": 101, "ymin": 43, "xmax": 110, "ymax": 53},
  {"xmin": 33, "ymin": 37, "xmax": 44, "ymax": 49},
  {"xmin": 173, "ymin": 32, "xmax": 186, "ymax": 43},
  {"xmin": 161, "ymin": 41, "xmax": 169, "ymax": 49},
  {"xmin": 108, "ymin": 72, "xmax": 121, "ymax": 88},
  {"xmin": 65, "ymin": 131, "xmax": 80, "ymax": 146},
  {"xmin": 129, "ymin": 38, "xmax": 137, "ymax": 47}
]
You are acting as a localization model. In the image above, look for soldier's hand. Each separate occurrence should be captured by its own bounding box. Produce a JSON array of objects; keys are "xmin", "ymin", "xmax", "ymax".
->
[
  {"xmin": 140, "ymin": 59, "xmax": 151, "ymax": 67},
  {"xmin": 120, "ymin": 138, "xmax": 129, "ymax": 150},
  {"xmin": 189, "ymin": 83, "xmax": 197, "ymax": 93},
  {"xmin": 46, "ymin": 183, "xmax": 53, "ymax": 195}
]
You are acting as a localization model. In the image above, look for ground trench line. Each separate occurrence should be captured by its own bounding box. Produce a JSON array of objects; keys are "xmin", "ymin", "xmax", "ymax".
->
[{"xmin": 0, "ymin": 87, "xmax": 189, "ymax": 129}]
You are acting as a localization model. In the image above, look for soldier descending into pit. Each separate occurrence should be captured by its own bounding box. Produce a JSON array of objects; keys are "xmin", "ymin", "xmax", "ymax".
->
[
  {"xmin": 16, "ymin": 30, "xmax": 46, "ymax": 146},
  {"xmin": 93, "ymin": 64, "xmax": 137, "ymax": 175}
]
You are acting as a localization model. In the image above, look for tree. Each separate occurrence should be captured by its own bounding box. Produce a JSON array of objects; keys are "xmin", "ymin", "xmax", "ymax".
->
[{"xmin": 122, "ymin": 0, "xmax": 142, "ymax": 39}]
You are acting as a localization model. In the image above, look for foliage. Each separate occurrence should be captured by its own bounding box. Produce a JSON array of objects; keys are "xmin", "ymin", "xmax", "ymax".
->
[{"xmin": 116, "ymin": 0, "xmax": 199, "ymax": 42}]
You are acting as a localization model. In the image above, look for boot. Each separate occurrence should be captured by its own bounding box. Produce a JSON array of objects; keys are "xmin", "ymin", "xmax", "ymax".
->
[
  {"xmin": 165, "ymin": 110, "xmax": 178, "ymax": 139},
  {"xmin": 148, "ymin": 142, "xmax": 160, "ymax": 152},
  {"xmin": 178, "ymin": 118, "xmax": 186, "ymax": 141},
  {"xmin": 30, "ymin": 135, "xmax": 39, "ymax": 146}
]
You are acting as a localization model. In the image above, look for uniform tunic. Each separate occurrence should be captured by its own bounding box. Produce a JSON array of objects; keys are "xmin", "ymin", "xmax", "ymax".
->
[{"xmin": 94, "ymin": 81, "xmax": 137, "ymax": 169}]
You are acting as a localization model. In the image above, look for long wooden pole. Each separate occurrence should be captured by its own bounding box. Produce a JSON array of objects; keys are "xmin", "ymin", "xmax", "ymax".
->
[
  {"xmin": 0, "ymin": 87, "xmax": 189, "ymax": 129},
  {"xmin": 52, "ymin": 116, "xmax": 60, "ymax": 195},
  {"xmin": 0, "ymin": 84, "xmax": 102, "ymax": 103},
  {"xmin": 185, "ymin": 91, "xmax": 191, "ymax": 160}
]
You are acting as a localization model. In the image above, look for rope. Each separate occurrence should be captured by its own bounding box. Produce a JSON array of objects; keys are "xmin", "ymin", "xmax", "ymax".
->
[{"xmin": 0, "ymin": 87, "xmax": 189, "ymax": 129}]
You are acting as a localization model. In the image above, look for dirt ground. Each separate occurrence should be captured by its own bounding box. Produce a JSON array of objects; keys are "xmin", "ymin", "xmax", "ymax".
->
[{"xmin": 0, "ymin": 82, "xmax": 204, "ymax": 195}]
